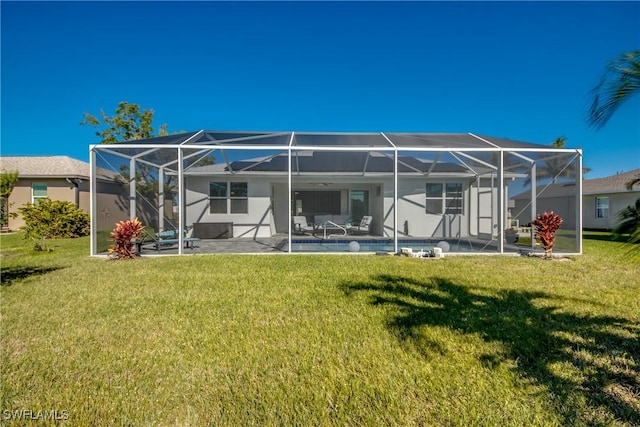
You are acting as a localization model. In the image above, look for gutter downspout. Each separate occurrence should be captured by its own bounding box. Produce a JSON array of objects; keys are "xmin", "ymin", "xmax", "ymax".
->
[{"xmin": 66, "ymin": 177, "xmax": 80, "ymax": 208}]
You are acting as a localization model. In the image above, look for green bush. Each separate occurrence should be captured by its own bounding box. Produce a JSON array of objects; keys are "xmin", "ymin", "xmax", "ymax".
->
[{"xmin": 18, "ymin": 199, "xmax": 90, "ymax": 250}]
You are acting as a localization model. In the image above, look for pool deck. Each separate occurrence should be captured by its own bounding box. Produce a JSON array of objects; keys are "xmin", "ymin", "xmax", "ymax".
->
[{"xmin": 125, "ymin": 234, "xmax": 534, "ymax": 256}]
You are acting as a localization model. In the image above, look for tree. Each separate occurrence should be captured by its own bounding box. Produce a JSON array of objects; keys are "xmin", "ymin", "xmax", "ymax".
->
[
  {"xmin": 82, "ymin": 101, "xmax": 214, "ymax": 229},
  {"xmin": 586, "ymin": 51, "xmax": 639, "ymax": 251},
  {"xmin": 0, "ymin": 170, "xmax": 19, "ymax": 228},
  {"xmin": 588, "ymin": 50, "xmax": 640, "ymax": 129},
  {"xmin": 83, "ymin": 101, "xmax": 181, "ymax": 192},
  {"xmin": 81, "ymin": 101, "xmax": 168, "ymax": 144}
]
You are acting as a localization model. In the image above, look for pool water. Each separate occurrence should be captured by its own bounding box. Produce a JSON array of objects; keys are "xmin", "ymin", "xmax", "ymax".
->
[{"xmin": 286, "ymin": 239, "xmax": 482, "ymax": 253}]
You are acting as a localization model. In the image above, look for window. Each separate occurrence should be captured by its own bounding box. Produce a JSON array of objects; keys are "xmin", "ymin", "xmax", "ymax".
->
[
  {"xmin": 209, "ymin": 182, "xmax": 248, "ymax": 214},
  {"xmin": 444, "ymin": 183, "xmax": 463, "ymax": 214},
  {"xmin": 292, "ymin": 191, "xmax": 341, "ymax": 216},
  {"xmin": 425, "ymin": 182, "xmax": 463, "ymax": 215},
  {"xmin": 32, "ymin": 183, "xmax": 47, "ymax": 204},
  {"xmin": 595, "ymin": 196, "xmax": 609, "ymax": 219}
]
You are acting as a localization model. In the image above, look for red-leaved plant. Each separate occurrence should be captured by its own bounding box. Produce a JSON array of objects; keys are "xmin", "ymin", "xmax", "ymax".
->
[
  {"xmin": 109, "ymin": 218, "xmax": 144, "ymax": 260},
  {"xmin": 531, "ymin": 211, "xmax": 563, "ymax": 258}
]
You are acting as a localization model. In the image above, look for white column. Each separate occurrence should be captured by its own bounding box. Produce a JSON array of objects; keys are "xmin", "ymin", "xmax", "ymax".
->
[
  {"xmin": 158, "ymin": 167, "xmax": 165, "ymax": 232},
  {"xmin": 288, "ymin": 147, "xmax": 292, "ymax": 254},
  {"xmin": 497, "ymin": 151, "xmax": 504, "ymax": 253},
  {"xmin": 531, "ymin": 163, "xmax": 537, "ymax": 251},
  {"xmin": 393, "ymin": 148, "xmax": 398, "ymax": 254},
  {"xmin": 177, "ymin": 148, "xmax": 184, "ymax": 255},
  {"xmin": 90, "ymin": 147, "xmax": 97, "ymax": 256},
  {"xmin": 129, "ymin": 158, "xmax": 136, "ymax": 219},
  {"xmin": 576, "ymin": 150, "xmax": 583, "ymax": 254}
]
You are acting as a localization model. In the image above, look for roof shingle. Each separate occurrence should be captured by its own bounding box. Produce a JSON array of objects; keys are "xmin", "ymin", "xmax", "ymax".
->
[
  {"xmin": 1, "ymin": 156, "xmax": 90, "ymax": 178},
  {"xmin": 583, "ymin": 168, "xmax": 640, "ymax": 194}
]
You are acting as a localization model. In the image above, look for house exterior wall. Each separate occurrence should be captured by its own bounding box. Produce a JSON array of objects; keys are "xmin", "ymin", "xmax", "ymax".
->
[
  {"xmin": 271, "ymin": 182, "xmax": 289, "ymax": 234},
  {"xmin": 583, "ymin": 192, "xmax": 639, "ymax": 230},
  {"xmin": 384, "ymin": 178, "xmax": 471, "ymax": 239},
  {"xmin": 512, "ymin": 191, "xmax": 638, "ymax": 231},
  {"xmin": 513, "ymin": 195, "xmax": 576, "ymax": 230},
  {"xmin": 469, "ymin": 178, "xmax": 497, "ymax": 238},
  {"xmin": 186, "ymin": 176, "xmax": 274, "ymax": 238},
  {"xmin": 94, "ymin": 180, "xmax": 133, "ymax": 231},
  {"xmin": 7, "ymin": 178, "xmax": 89, "ymax": 230},
  {"xmin": 185, "ymin": 175, "xmax": 497, "ymax": 240}
]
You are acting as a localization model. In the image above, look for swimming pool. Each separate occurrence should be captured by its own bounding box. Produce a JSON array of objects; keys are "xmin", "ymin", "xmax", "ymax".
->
[{"xmin": 285, "ymin": 239, "xmax": 488, "ymax": 253}]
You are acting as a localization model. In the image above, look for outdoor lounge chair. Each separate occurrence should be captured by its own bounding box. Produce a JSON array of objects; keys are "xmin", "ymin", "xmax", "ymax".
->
[
  {"xmin": 292, "ymin": 216, "xmax": 315, "ymax": 235},
  {"xmin": 348, "ymin": 215, "xmax": 372, "ymax": 235}
]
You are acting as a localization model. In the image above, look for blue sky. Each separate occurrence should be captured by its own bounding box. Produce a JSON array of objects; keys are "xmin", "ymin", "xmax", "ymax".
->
[{"xmin": 2, "ymin": 1, "xmax": 639, "ymax": 178}]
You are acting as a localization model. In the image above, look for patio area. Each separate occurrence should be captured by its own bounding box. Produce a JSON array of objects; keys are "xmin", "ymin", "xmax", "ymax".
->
[{"xmin": 132, "ymin": 234, "xmax": 534, "ymax": 256}]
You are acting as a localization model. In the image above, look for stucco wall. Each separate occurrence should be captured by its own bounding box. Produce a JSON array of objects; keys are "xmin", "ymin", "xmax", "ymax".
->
[
  {"xmin": 186, "ymin": 176, "xmax": 274, "ymax": 238},
  {"xmin": 513, "ymin": 195, "xmax": 577, "ymax": 230},
  {"xmin": 384, "ymin": 178, "xmax": 470, "ymax": 239},
  {"xmin": 583, "ymin": 192, "xmax": 639, "ymax": 230},
  {"xmin": 184, "ymin": 176, "xmax": 502, "ymax": 240},
  {"xmin": 469, "ymin": 179, "xmax": 497, "ymax": 238},
  {"xmin": 7, "ymin": 178, "xmax": 85, "ymax": 229}
]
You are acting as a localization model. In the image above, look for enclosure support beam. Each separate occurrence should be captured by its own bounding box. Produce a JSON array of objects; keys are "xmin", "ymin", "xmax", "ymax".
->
[
  {"xmin": 393, "ymin": 148, "xmax": 398, "ymax": 254},
  {"xmin": 497, "ymin": 151, "xmax": 504, "ymax": 253},
  {"xmin": 177, "ymin": 148, "xmax": 184, "ymax": 255},
  {"xmin": 90, "ymin": 147, "xmax": 97, "ymax": 256},
  {"xmin": 531, "ymin": 163, "xmax": 537, "ymax": 251},
  {"xmin": 576, "ymin": 150, "xmax": 583, "ymax": 254},
  {"xmin": 287, "ymin": 133, "xmax": 295, "ymax": 254},
  {"xmin": 158, "ymin": 167, "xmax": 165, "ymax": 232},
  {"xmin": 129, "ymin": 158, "xmax": 136, "ymax": 220}
]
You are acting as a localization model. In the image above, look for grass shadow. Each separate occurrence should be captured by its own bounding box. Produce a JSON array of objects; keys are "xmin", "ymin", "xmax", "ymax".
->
[
  {"xmin": 582, "ymin": 232, "xmax": 632, "ymax": 243},
  {"xmin": 1, "ymin": 266, "xmax": 63, "ymax": 286},
  {"xmin": 342, "ymin": 275, "xmax": 640, "ymax": 425}
]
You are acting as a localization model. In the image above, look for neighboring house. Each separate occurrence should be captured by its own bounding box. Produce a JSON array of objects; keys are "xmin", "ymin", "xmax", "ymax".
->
[
  {"xmin": 583, "ymin": 168, "xmax": 640, "ymax": 230},
  {"xmin": 511, "ymin": 168, "xmax": 640, "ymax": 230},
  {"xmin": 0, "ymin": 156, "xmax": 130, "ymax": 231}
]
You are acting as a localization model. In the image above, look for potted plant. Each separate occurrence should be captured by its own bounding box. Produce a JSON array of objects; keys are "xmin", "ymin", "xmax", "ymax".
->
[{"xmin": 505, "ymin": 228, "xmax": 519, "ymax": 244}]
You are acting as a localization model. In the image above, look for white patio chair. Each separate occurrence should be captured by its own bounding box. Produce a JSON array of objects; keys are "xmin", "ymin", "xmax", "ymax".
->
[
  {"xmin": 349, "ymin": 215, "xmax": 372, "ymax": 235},
  {"xmin": 292, "ymin": 216, "xmax": 315, "ymax": 235}
]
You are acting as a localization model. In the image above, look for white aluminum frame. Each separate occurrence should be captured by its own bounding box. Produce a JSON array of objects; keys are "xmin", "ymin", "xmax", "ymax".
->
[{"xmin": 89, "ymin": 131, "xmax": 583, "ymax": 256}]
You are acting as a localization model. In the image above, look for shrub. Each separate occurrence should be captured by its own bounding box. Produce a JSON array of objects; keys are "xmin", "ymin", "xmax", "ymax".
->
[
  {"xmin": 18, "ymin": 199, "xmax": 90, "ymax": 251},
  {"xmin": 1, "ymin": 170, "xmax": 19, "ymax": 228},
  {"xmin": 108, "ymin": 218, "xmax": 144, "ymax": 260},
  {"xmin": 532, "ymin": 211, "xmax": 563, "ymax": 258},
  {"xmin": 613, "ymin": 198, "xmax": 640, "ymax": 246}
]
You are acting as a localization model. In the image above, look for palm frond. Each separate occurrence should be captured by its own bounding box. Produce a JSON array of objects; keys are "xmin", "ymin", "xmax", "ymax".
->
[
  {"xmin": 612, "ymin": 198, "xmax": 640, "ymax": 242},
  {"xmin": 625, "ymin": 174, "xmax": 640, "ymax": 190},
  {"xmin": 588, "ymin": 50, "xmax": 640, "ymax": 129}
]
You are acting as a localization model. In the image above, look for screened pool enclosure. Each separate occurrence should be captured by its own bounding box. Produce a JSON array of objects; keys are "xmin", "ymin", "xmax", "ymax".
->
[{"xmin": 90, "ymin": 131, "xmax": 583, "ymax": 255}]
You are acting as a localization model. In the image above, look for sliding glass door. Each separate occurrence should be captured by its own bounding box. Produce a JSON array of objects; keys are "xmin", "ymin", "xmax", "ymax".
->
[{"xmin": 350, "ymin": 190, "xmax": 369, "ymax": 223}]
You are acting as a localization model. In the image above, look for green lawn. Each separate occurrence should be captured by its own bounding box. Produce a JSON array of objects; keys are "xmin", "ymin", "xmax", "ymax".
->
[{"xmin": 1, "ymin": 232, "xmax": 639, "ymax": 426}]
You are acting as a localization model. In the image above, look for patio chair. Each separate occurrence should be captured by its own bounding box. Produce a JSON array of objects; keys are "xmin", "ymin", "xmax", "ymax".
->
[
  {"xmin": 292, "ymin": 216, "xmax": 315, "ymax": 235},
  {"xmin": 348, "ymin": 215, "xmax": 372, "ymax": 235}
]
